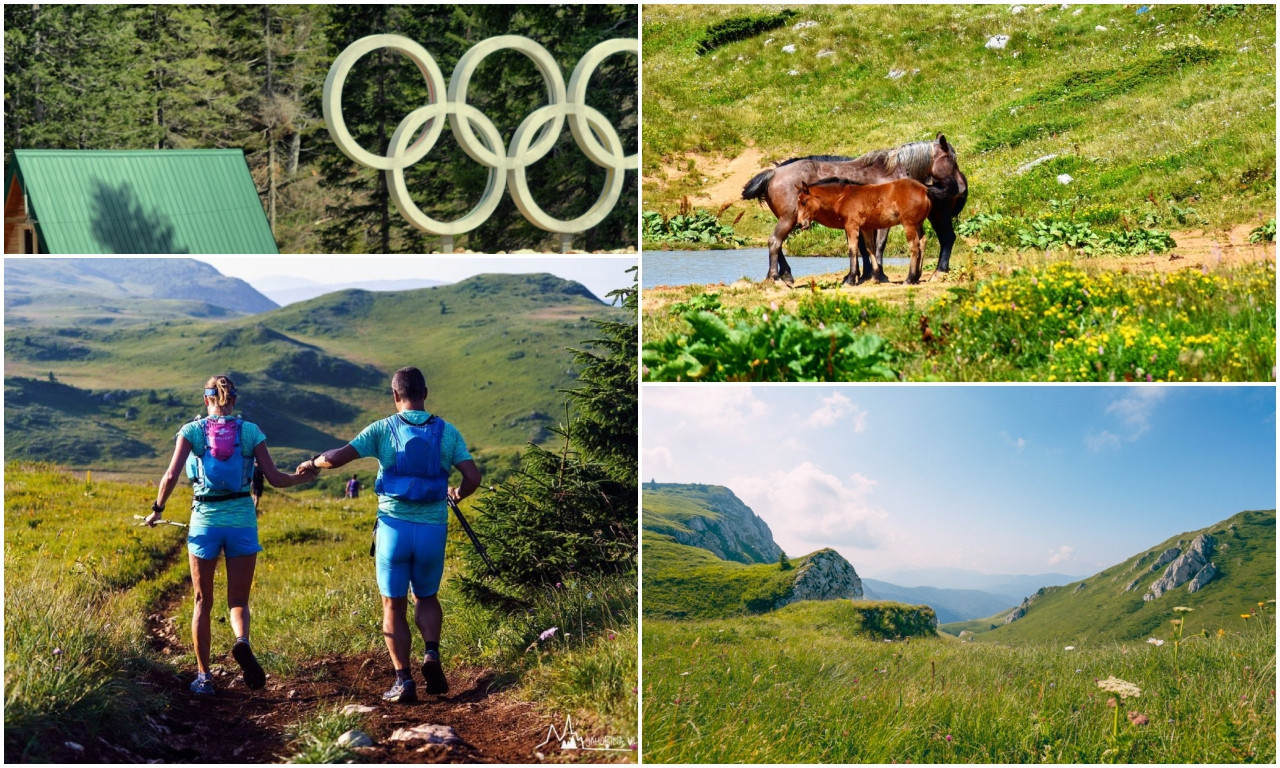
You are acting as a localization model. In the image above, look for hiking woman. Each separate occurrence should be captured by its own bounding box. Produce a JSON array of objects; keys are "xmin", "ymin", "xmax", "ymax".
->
[{"xmin": 145, "ymin": 375, "xmax": 317, "ymax": 695}]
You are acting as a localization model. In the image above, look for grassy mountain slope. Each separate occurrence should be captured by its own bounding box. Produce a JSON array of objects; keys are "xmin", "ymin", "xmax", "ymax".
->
[
  {"xmin": 940, "ymin": 509, "xmax": 1276, "ymax": 644},
  {"xmin": 643, "ymin": 4, "xmax": 1274, "ymax": 243},
  {"xmin": 4, "ymin": 274, "xmax": 625, "ymax": 476},
  {"xmin": 643, "ymin": 533, "xmax": 797, "ymax": 619}
]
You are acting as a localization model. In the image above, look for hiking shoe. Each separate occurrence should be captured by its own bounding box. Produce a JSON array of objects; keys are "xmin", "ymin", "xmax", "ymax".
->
[
  {"xmin": 382, "ymin": 677, "xmax": 418, "ymax": 703},
  {"xmin": 422, "ymin": 652, "xmax": 449, "ymax": 695},
  {"xmin": 232, "ymin": 640, "xmax": 266, "ymax": 690},
  {"xmin": 189, "ymin": 674, "xmax": 215, "ymax": 695}
]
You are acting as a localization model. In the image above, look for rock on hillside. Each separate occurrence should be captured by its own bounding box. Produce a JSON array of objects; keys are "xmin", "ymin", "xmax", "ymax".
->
[
  {"xmin": 1144, "ymin": 533, "xmax": 1217, "ymax": 601},
  {"xmin": 783, "ymin": 548, "xmax": 864, "ymax": 606},
  {"xmin": 646, "ymin": 483, "xmax": 783, "ymax": 565}
]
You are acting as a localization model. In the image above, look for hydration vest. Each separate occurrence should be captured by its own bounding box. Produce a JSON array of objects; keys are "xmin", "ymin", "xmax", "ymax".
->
[
  {"xmin": 186, "ymin": 417, "xmax": 254, "ymax": 501},
  {"xmin": 375, "ymin": 414, "xmax": 449, "ymax": 503}
]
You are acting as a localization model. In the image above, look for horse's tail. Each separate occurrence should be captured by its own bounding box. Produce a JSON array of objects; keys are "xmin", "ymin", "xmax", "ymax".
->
[{"xmin": 742, "ymin": 168, "xmax": 775, "ymax": 202}]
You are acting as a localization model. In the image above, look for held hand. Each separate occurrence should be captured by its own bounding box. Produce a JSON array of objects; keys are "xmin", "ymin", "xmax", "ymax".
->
[
  {"xmin": 295, "ymin": 460, "xmax": 319, "ymax": 477},
  {"xmin": 144, "ymin": 510, "xmax": 161, "ymax": 527},
  {"xmin": 447, "ymin": 486, "xmax": 461, "ymax": 503}
]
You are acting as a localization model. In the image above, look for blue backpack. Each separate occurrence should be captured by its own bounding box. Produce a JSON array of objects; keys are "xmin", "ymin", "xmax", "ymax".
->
[
  {"xmin": 375, "ymin": 414, "xmax": 449, "ymax": 503},
  {"xmin": 187, "ymin": 417, "xmax": 253, "ymax": 499}
]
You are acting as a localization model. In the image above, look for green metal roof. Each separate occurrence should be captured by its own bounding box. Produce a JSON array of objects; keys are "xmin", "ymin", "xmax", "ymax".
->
[{"xmin": 8, "ymin": 149, "xmax": 278, "ymax": 254}]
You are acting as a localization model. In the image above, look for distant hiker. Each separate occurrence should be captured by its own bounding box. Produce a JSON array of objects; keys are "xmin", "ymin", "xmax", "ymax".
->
[
  {"xmin": 145, "ymin": 375, "xmax": 318, "ymax": 696},
  {"xmin": 252, "ymin": 465, "xmax": 265, "ymax": 515},
  {"xmin": 346, "ymin": 474, "xmax": 361, "ymax": 499},
  {"xmin": 298, "ymin": 366, "xmax": 480, "ymax": 703}
]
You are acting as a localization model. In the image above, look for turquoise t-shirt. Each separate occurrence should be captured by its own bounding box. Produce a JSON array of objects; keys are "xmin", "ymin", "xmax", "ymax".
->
[
  {"xmin": 179, "ymin": 417, "xmax": 265, "ymax": 529},
  {"xmin": 349, "ymin": 410, "xmax": 472, "ymax": 525}
]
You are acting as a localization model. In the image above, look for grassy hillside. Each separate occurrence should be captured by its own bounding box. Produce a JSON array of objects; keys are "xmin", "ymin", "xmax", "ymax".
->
[
  {"xmin": 4, "ymin": 274, "xmax": 627, "ymax": 478},
  {"xmin": 643, "ymin": 533, "xmax": 798, "ymax": 619},
  {"xmin": 643, "ymin": 4, "xmax": 1275, "ymax": 243},
  {"xmin": 644, "ymin": 598, "xmax": 1275, "ymax": 763},
  {"xmin": 940, "ymin": 509, "xmax": 1277, "ymax": 645}
]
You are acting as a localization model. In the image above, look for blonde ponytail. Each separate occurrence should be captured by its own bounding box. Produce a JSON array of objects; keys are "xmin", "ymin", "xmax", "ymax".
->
[{"xmin": 204, "ymin": 375, "xmax": 237, "ymax": 407}]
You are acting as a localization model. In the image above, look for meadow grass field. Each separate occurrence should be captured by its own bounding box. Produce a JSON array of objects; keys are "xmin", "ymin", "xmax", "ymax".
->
[
  {"xmin": 3, "ymin": 463, "xmax": 636, "ymax": 761},
  {"xmin": 643, "ymin": 600, "xmax": 1276, "ymax": 764},
  {"xmin": 643, "ymin": 4, "xmax": 1274, "ymax": 240},
  {"xmin": 642, "ymin": 258, "xmax": 1275, "ymax": 382}
]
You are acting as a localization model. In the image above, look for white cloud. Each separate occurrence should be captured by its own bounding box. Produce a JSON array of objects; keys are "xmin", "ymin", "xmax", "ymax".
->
[
  {"xmin": 804, "ymin": 392, "xmax": 867, "ymax": 431},
  {"xmin": 1047, "ymin": 545, "xmax": 1076, "ymax": 566},
  {"xmin": 645, "ymin": 386, "xmax": 766, "ymax": 425},
  {"xmin": 642, "ymin": 446, "xmax": 675, "ymax": 478},
  {"xmin": 1085, "ymin": 430, "xmax": 1121, "ymax": 452},
  {"xmin": 1088, "ymin": 389, "xmax": 1168, "ymax": 451},
  {"xmin": 1001, "ymin": 431, "xmax": 1028, "ymax": 452},
  {"xmin": 731, "ymin": 462, "xmax": 888, "ymax": 552}
]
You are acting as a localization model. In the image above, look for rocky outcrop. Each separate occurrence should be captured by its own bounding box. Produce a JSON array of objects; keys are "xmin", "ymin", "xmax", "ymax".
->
[
  {"xmin": 1004, "ymin": 588, "xmax": 1046, "ymax": 624},
  {"xmin": 781, "ymin": 548, "xmax": 863, "ymax": 605},
  {"xmin": 1148, "ymin": 546, "xmax": 1182, "ymax": 573},
  {"xmin": 656, "ymin": 486, "xmax": 783, "ymax": 565},
  {"xmin": 1123, "ymin": 576, "xmax": 1143, "ymax": 592},
  {"xmin": 1073, "ymin": 582, "xmax": 1087, "ymax": 594},
  {"xmin": 1144, "ymin": 533, "xmax": 1216, "ymax": 602}
]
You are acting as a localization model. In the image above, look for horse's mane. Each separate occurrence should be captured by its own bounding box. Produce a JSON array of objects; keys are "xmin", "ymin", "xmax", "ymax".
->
[
  {"xmin": 809, "ymin": 176, "xmax": 867, "ymax": 188},
  {"xmin": 775, "ymin": 154, "xmax": 856, "ymax": 168}
]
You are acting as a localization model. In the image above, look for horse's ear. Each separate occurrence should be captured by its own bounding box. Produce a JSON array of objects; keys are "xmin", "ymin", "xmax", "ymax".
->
[
  {"xmin": 936, "ymin": 133, "xmax": 951, "ymax": 152},
  {"xmin": 796, "ymin": 183, "xmax": 808, "ymax": 194}
]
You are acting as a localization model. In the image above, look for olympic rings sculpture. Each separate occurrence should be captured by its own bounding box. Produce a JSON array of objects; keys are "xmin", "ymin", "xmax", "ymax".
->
[{"xmin": 323, "ymin": 34, "xmax": 638, "ymax": 237}]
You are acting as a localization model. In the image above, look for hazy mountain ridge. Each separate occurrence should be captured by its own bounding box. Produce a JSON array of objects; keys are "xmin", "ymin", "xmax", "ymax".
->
[
  {"xmin": 940, "ymin": 509, "xmax": 1276, "ymax": 644},
  {"xmin": 5, "ymin": 258, "xmax": 278, "ymax": 316},
  {"xmin": 4, "ymin": 272, "xmax": 625, "ymax": 477}
]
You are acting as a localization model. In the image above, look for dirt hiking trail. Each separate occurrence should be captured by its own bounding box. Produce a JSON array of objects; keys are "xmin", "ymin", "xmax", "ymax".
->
[{"xmin": 53, "ymin": 570, "xmax": 624, "ymax": 764}]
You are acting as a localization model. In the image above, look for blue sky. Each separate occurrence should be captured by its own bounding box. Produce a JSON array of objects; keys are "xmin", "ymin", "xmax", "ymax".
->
[
  {"xmin": 643, "ymin": 385, "xmax": 1277, "ymax": 579},
  {"xmin": 196, "ymin": 255, "xmax": 636, "ymax": 303}
]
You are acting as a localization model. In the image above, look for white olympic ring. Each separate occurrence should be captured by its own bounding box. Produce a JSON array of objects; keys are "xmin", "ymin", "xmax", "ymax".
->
[{"xmin": 323, "ymin": 34, "xmax": 638, "ymax": 236}]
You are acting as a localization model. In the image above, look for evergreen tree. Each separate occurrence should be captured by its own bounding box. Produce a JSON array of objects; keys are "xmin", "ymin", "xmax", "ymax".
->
[
  {"xmin": 779, "ymin": 551, "xmax": 793, "ymax": 571},
  {"xmin": 459, "ymin": 269, "xmax": 637, "ymax": 598}
]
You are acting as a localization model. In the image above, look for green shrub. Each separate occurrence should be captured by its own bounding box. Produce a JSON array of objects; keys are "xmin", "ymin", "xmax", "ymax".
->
[
  {"xmin": 643, "ymin": 307, "xmax": 898, "ymax": 382},
  {"xmin": 643, "ymin": 209, "xmax": 746, "ymax": 247},
  {"xmin": 696, "ymin": 9, "xmax": 798, "ymax": 55},
  {"xmin": 1249, "ymin": 219, "xmax": 1276, "ymax": 243}
]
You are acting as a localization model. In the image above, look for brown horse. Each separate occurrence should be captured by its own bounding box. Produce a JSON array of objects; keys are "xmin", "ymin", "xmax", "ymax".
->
[
  {"xmin": 743, "ymin": 134, "xmax": 967, "ymax": 285},
  {"xmin": 795, "ymin": 178, "xmax": 932, "ymax": 285}
]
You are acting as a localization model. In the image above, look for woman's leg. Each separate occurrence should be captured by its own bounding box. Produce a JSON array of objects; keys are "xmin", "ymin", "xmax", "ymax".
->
[
  {"xmin": 225, "ymin": 553, "xmax": 257, "ymax": 641},
  {"xmin": 189, "ymin": 553, "xmax": 218, "ymax": 674}
]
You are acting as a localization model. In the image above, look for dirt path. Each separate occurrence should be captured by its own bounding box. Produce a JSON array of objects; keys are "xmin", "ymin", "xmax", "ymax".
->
[{"xmin": 59, "ymin": 556, "xmax": 619, "ymax": 764}]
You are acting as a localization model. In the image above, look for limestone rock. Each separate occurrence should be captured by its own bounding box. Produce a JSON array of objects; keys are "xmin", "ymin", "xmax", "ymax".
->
[
  {"xmin": 1187, "ymin": 562, "xmax": 1218, "ymax": 593},
  {"xmin": 781, "ymin": 548, "xmax": 863, "ymax": 606},
  {"xmin": 1004, "ymin": 588, "xmax": 1046, "ymax": 624},
  {"xmin": 1073, "ymin": 582, "xmax": 1086, "ymax": 593},
  {"xmin": 388, "ymin": 724, "xmax": 463, "ymax": 745},
  {"xmin": 1123, "ymin": 576, "xmax": 1142, "ymax": 592},
  {"xmin": 1144, "ymin": 534, "xmax": 1215, "ymax": 602},
  {"xmin": 658, "ymin": 486, "xmax": 783, "ymax": 565},
  {"xmin": 337, "ymin": 730, "xmax": 374, "ymax": 748},
  {"xmin": 340, "ymin": 704, "xmax": 376, "ymax": 715},
  {"xmin": 1148, "ymin": 547, "xmax": 1181, "ymax": 572}
]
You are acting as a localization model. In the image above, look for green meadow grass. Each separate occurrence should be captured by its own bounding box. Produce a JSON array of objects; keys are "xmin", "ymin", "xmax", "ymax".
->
[
  {"xmin": 4, "ymin": 464, "xmax": 636, "ymax": 757},
  {"xmin": 643, "ymin": 4, "xmax": 1275, "ymax": 239},
  {"xmin": 642, "ymin": 259, "xmax": 1276, "ymax": 382},
  {"xmin": 643, "ymin": 600, "xmax": 1277, "ymax": 763}
]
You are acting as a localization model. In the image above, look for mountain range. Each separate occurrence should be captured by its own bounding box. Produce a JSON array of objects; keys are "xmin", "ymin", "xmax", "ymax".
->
[{"xmin": 4, "ymin": 264, "xmax": 625, "ymax": 479}]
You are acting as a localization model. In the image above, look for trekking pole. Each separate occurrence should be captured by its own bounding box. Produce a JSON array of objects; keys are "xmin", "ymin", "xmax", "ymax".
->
[
  {"xmin": 133, "ymin": 515, "xmax": 188, "ymax": 529},
  {"xmin": 447, "ymin": 498, "xmax": 498, "ymax": 578}
]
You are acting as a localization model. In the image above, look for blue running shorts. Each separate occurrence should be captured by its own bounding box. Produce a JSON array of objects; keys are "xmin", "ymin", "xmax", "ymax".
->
[
  {"xmin": 188, "ymin": 526, "xmax": 263, "ymax": 560},
  {"xmin": 375, "ymin": 516, "xmax": 448, "ymax": 598}
]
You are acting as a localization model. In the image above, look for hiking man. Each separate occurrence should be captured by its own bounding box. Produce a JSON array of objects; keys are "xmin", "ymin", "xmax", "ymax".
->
[
  {"xmin": 346, "ymin": 474, "xmax": 361, "ymax": 499},
  {"xmin": 297, "ymin": 367, "xmax": 480, "ymax": 703},
  {"xmin": 146, "ymin": 375, "xmax": 317, "ymax": 695}
]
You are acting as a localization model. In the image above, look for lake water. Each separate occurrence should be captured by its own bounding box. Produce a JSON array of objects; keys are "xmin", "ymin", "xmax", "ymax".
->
[{"xmin": 643, "ymin": 248, "xmax": 907, "ymax": 289}]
